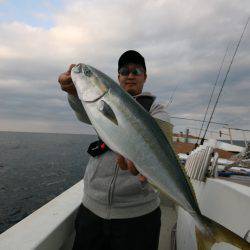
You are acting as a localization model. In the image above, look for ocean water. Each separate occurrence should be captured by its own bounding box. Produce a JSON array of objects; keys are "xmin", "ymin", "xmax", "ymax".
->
[{"xmin": 0, "ymin": 131, "xmax": 96, "ymax": 234}]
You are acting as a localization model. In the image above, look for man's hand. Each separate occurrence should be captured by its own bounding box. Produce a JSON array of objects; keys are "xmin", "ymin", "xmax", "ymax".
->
[
  {"xmin": 58, "ymin": 64, "xmax": 78, "ymax": 97},
  {"xmin": 116, "ymin": 155, "xmax": 147, "ymax": 182}
]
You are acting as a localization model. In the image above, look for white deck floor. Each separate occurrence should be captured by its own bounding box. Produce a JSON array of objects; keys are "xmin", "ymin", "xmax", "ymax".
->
[{"xmin": 159, "ymin": 194, "xmax": 177, "ymax": 250}]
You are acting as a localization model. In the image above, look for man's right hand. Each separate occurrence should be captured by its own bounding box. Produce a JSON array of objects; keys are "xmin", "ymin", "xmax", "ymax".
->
[
  {"xmin": 116, "ymin": 154, "xmax": 147, "ymax": 183},
  {"xmin": 58, "ymin": 64, "xmax": 78, "ymax": 97}
]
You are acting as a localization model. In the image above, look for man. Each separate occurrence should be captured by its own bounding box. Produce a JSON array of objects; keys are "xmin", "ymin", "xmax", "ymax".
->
[{"xmin": 58, "ymin": 50, "xmax": 172, "ymax": 250}]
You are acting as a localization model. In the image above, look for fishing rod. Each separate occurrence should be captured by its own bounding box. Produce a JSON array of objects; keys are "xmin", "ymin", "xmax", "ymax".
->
[
  {"xmin": 200, "ymin": 17, "xmax": 250, "ymax": 145},
  {"xmin": 166, "ymin": 84, "xmax": 179, "ymax": 109},
  {"xmin": 196, "ymin": 45, "xmax": 229, "ymax": 144},
  {"xmin": 170, "ymin": 116, "xmax": 229, "ymax": 126}
]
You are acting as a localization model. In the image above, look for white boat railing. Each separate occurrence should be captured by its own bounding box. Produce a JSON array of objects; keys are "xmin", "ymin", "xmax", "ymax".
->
[
  {"xmin": 183, "ymin": 144, "xmax": 250, "ymax": 242},
  {"xmin": 184, "ymin": 145, "xmax": 214, "ymax": 181},
  {"xmin": 209, "ymin": 152, "xmax": 219, "ymax": 177},
  {"xmin": 0, "ymin": 181, "xmax": 83, "ymax": 250}
]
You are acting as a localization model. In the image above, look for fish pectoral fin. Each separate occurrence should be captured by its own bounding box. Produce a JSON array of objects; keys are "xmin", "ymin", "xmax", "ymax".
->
[{"xmin": 98, "ymin": 100, "xmax": 118, "ymax": 125}]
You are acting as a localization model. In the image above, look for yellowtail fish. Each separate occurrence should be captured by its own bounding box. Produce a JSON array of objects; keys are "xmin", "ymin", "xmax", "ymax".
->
[{"xmin": 71, "ymin": 63, "xmax": 250, "ymax": 249}]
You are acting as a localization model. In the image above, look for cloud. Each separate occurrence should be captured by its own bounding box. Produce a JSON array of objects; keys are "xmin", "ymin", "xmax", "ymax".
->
[{"xmin": 0, "ymin": 0, "xmax": 249, "ymax": 139}]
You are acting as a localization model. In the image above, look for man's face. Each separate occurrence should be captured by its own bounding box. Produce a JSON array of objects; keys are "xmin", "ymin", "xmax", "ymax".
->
[{"xmin": 118, "ymin": 63, "xmax": 147, "ymax": 96}]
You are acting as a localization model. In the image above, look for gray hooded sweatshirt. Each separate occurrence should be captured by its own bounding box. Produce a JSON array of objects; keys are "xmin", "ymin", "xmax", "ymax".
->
[{"xmin": 68, "ymin": 92, "xmax": 172, "ymax": 219}]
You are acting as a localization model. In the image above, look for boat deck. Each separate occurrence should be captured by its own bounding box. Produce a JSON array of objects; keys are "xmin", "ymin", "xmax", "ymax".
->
[{"xmin": 159, "ymin": 194, "xmax": 177, "ymax": 250}]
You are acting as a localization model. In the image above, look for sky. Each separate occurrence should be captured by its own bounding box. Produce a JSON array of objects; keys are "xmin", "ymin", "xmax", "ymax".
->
[{"xmin": 0, "ymin": 0, "xmax": 250, "ymax": 140}]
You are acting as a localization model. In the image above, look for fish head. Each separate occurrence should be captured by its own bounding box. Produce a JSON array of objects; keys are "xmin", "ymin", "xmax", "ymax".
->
[{"xmin": 71, "ymin": 63, "xmax": 109, "ymax": 102}]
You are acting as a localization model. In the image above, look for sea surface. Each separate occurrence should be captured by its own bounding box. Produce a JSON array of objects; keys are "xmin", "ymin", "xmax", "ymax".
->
[{"xmin": 0, "ymin": 131, "xmax": 96, "ymax": 234}]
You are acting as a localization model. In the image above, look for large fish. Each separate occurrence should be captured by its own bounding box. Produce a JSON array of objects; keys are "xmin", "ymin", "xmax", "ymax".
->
[{"xmin": 71, "ymin": 63, "xmax": 249, "ymax": 249}]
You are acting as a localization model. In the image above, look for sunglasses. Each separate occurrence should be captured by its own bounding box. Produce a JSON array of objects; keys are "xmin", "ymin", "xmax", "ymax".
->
[{"xmin": 119, "ymin": 67, "xmax": 144, "ymax": 76}]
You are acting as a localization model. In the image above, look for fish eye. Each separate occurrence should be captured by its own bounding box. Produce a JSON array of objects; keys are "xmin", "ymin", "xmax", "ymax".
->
[
  {"xmin": 73, "ymin": 64, "xmax": 82, "ymax": 73},
  {"xmin": 84, "ymin": 68, "xmax": 92, "ymax": 77}
]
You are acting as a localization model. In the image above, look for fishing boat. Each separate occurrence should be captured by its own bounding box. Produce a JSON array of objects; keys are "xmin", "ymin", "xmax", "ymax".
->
[
  {"xmin": 1, "ymin": 18, "xmax": 249, "ymax": 250},
  {"xmin": 0, "ymin": 139, "xmax": 249, "ymax": 250}
]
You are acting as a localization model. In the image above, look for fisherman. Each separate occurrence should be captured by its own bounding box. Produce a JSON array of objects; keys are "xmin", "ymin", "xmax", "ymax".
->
[{"xmin": 58, "ymin": 50, "xmax": 172, "ymax": 250}]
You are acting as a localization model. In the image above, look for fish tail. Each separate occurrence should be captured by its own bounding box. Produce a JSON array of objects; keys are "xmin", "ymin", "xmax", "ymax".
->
[{"xmin": 193, "ymin": 215, "xmax": 250, "ymax": 249}]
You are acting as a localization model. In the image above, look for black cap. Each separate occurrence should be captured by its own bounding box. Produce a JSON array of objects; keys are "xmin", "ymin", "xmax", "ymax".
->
[{"xmin": 118, "ymin": 50, "xmax": 146, "ymax": 72}]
